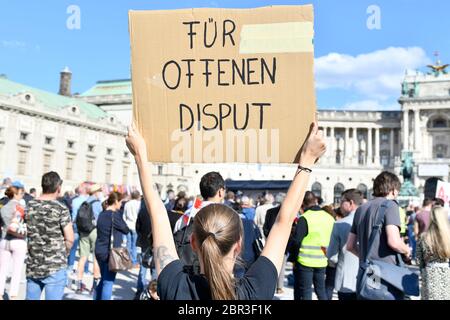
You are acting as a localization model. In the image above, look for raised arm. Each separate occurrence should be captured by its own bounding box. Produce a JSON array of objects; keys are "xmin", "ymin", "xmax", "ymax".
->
[
  {"xmin": 261, "ymin": 121, "xmax": 326, "ymax": 275},
  {"xmin": 126, "ymin": 123, "xmax": 179, "ymax": 276}
]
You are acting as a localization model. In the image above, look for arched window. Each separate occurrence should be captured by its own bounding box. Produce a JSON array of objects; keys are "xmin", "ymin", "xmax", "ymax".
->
[
  {"xmin": 312, "ymin": 182, "xmax": 322, "ymax": 199},
  {"xmin": 432, "ymin": 118, "xmax": 448, "ymax": 128},
  {"xmin": 334, "ymin": 183, "xmax": 345, "ymax": 205},
  {"xmin": 428, "ymin": 117, "xmax": 449, "ymax": 129},
  {"xmin": 357, "ymin": 183, "xmax": 368, "ymax": 199}
]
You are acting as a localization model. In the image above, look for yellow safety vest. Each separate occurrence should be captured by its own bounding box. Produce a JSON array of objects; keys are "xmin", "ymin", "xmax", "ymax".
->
[{"xmin": 297, "ymin": 210, "xmax": 335, "ymax": 268}]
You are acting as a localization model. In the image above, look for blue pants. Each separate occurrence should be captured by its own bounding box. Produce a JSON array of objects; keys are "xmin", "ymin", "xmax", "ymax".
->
[
  {"xmin": 94, "ymin": 260, "xmax": 117, "ymax": 300},
  {"xmin": 126, "ymin": 231, "xmax": 138, "ymax": 265},
  {"xmin": 26, "ymin": 269, "xmax": 67, "ymax": 300},
  {"xmin": 293, "ymin": 263, "xmax": 327, "ymax": 300},
  {"xmin": 407, "ymin": 225, "xmax": 417, "ymax": 259}
]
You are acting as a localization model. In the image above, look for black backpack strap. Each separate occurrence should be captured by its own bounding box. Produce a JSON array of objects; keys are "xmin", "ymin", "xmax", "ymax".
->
[{"xmin": 363, "ymin": 199, "xmax": 393, "ymax": 264}]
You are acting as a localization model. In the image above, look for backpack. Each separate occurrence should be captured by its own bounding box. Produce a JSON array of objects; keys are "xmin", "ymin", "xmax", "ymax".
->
[
  {"xmin": 173, "ymin": 220, "xmax": 200, "ymax": 274},
  {"xmin": 76, "ymin": 200, "xmax": 98, "ymax": 236}
]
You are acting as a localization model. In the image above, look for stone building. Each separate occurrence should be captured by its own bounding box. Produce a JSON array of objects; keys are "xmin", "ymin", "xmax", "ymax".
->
[
  {"xmin": 80, "ymin": 62, "xmax": 450, "ymax": 204},
  {"xmin": 0, "ymin": 69, "xmax": 139, "ymax": 193}
]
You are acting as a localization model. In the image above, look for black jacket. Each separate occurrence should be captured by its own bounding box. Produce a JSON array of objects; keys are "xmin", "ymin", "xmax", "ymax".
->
[
  {"xmin": 95, "ymin": 210, "xmax": 130, "ymax": 262},
  {"xmin": 264, "ymin": 205, "xmax": 297, "ymax": 255},
  {"xmin": 136, "ymin": 201, "xmax": 152, "ymax": 252}
]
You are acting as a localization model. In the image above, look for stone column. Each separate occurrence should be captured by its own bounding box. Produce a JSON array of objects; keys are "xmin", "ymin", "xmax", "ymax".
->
[
  {"xmin": 414, "ymin": 109, "xmax": 422, "ymax": 154},
  {"xmin": 330, "ymin": 127, "xmax": 335, "ymax": 165},
  {"xmin": 344, "ymin": 127, "xmax": 350, "ymax": 164},
  {"xmin": 403, "ymin": 109, "xmax": 409, "ymax": 151},
  {"xmin": 353, "ymin": 128, "xmax": 359, "ymax": 165},
  {"xmin": 390, "ymin": 128, "xmax": 395, "ymax": 166},
  {"xmin": 375, "ymin": 128, "xmax": 380, "ymax": 166},
  {"xmin": 367, "ymin": 128, "xmax": 373, "ymax": 165}
]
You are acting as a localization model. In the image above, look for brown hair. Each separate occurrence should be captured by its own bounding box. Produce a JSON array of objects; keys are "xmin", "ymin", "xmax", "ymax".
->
[
  {"xmin": 342, "ymin": 189, "xmax": 364, "ymax": 206},
  {"xmin": 106, "ymin": 192, "xmax": 123, "ymax": 207},
  {"xmin": 4, "ymin": 186, "xmax": 20, "ymax": 199},
  {"xmin": 193, "ymin": 204, "xmax": 243, "ymax": 300},
  {"xmin": 372, "ymin": 171, "xmax": 401, "ymax": 197}
]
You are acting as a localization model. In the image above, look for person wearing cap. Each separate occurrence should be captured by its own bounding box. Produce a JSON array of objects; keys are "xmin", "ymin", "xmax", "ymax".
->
[{"xmin": 75, "ymin": 184, "xmax": 103, "ymax": 294}]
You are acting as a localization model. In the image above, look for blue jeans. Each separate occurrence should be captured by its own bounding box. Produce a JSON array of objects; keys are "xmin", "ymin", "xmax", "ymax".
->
[
  {"xmin": 26, "ymin": 268, "xmax": 67, "ymax": 300},
  {"xmin": 293, "ymin": 263, "xmax": 327, "ymax": 300},
  {"xmin": 94, "ymin": 259, "xmax": 116, "ymax": 300},
  {"xmin": 126, "ymin": 231, "xmax": 138, "ymax": 265},
  {"xmin": 407, "ymin": 225, "xmax": 417, "ymax": 259}
]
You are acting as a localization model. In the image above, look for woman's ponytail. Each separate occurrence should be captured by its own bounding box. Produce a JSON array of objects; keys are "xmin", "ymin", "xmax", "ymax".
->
[
  {"xmin": 200, "ymin": 234, "xmax": 236, "ymax": 300},
  {"xmin": 193, "ymin": 204, "xmax": 243, "ymax": 300}
]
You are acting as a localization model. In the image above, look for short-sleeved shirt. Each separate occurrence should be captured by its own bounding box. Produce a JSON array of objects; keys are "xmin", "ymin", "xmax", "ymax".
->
[
  {"xmin": 158, "ymin": 256, "xmax": 277, "ymax": 300},
  {"xmin": 415, "ymin": 210, "xmax": 431, "ymax": 236},
  {"xmin": 25, "ymin": 199, "xmax": 71, "ymax": 278},
  {"xmin": 351, "ymin": 197, "xmax": 401, "ymax": 265}
]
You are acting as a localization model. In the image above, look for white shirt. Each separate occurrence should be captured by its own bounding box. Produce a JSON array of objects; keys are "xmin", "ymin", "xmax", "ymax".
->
[
  {"xmin": 124, "ymin": 199, "xmax": 141, "ymax": 231},
  {"xmin": 254, "ymin": 203, "xmax": 274, "ymax": 235}
]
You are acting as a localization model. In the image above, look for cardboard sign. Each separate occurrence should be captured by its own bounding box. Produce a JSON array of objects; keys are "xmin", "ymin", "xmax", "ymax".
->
[
  {"xmin": 436, "ymin": 180, "xmax": 450, "ymax": 208},
  {"xmin": 129, "ymin": 5, "xmax": 316, "ymax": 163}
]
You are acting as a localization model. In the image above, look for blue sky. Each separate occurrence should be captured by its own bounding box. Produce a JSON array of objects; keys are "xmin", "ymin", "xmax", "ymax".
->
[{"xmin": 0, "ymin": 0, "xmax": 449, "ymax": 110}]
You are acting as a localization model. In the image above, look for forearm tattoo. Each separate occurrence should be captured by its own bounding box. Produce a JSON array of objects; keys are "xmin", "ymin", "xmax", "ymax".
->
[{"xmin": 154, "ymin": 245, "xmax": 176, "ymax": 270}]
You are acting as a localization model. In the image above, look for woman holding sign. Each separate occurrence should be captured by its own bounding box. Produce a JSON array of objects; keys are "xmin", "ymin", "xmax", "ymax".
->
[{"xmin": 125, "ymin": 120, "xmax": 326, "ymax": 300}]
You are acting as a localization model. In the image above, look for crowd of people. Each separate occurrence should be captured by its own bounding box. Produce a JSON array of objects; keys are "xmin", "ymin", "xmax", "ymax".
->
[{"xmin": 0, "ymin": 121, "xmax": 449, "ymax": 301}]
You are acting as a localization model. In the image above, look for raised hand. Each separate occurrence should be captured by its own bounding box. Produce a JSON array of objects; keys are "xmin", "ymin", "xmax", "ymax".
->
[
  {"xmin": 299, "ymin": 121, "xmax": 327, "ymax": 166},
  {"xmin": 126, "ymin": 122, "xmax": 148, "ymax": 161}
]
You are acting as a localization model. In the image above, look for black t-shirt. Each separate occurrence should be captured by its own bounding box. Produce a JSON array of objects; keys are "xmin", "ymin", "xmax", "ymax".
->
[{"xmin": 157, "ymin": 256, "xmax": 277, "ymax": 300}]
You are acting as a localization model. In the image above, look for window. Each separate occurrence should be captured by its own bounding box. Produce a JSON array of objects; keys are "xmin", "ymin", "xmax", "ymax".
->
[
  {"xmin": 312, "ymin": 182, "xmax": 322, "ymax": 198},
  {"xmin": 336, "ymin": 150, "xmax": 342, "ymax": 165},
  {"xmin": 67, "ymin": 141, "xmax": 75, "ymax": 149},
  {"xmin": 88, "ymin": 145, "xmax": 95, "ymax": 153},
  {"xmin": 434, "ymin": 144, "xmax": 448, "ymax": 159},
  {"xmin": 124, "ymin": 151, "xmax": 129, "ymax": 158},
  {"xmin": 357, "ymin": 184, "xmax": 368, "ymax": 199},
  {"xmin": 43, "ymin": 153, "xmax": 52, "ymax": 174},
  {"xmin": 17, "ymin": 149, "xmax": 28, "ymax": 175},
  {"xmin": 381, "ymin": 150, "xmax": 390, "ymax": 166},
  {"xmin": 158, "ymin": 165, "xmax": 163, "ymax": 175},
  {"xmin": 106, "ymin": 148, "xmax": 113, "ymax": 156},
  {"xmin": 66, "ymin": 157, "xmax": 74, "ymax": 180},
  {"xmin": 45, "ymin": 136, "xmax": 53, "ymax": 145},
  {"xmin": 381, "ymin": 132, "xmax": 389, "ymax": 142},
  {"xmin": 86, "ymin": 160, "xmax": 94, "ymax": 181},
  {"xmin": 105, "ymin": 162, "xmax": 112, "ymax": 183},
  {"xmin": 432, "ymin": 118, "xmax": 448, "ymax": 128},
  {"xmin": 181, "ymin": 167, "xmax": 184, "ymax": 177},
  {"xmin": 358, "ymin": 150, "xmax": 366, "ymax": 165},
  {"xmin": 20, "ymin": 132, "xmax": 29, "ymax": 141},
  {"xmin": 123, "ymin": 165, "xmax": 129, "ymax": 185},
  {"xmin": 334, "ymin": 183, "xmax": 345, "ymax": 205}
]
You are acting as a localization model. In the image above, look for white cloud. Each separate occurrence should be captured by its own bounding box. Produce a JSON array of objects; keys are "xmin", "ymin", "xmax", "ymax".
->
[
  {"xmin": 1, "ymin": 40, "xmax": 26, "ymax": 48},
  {"xmin": 315, "ymin": 47, "xmax": 431, "ymax": 100}
]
